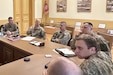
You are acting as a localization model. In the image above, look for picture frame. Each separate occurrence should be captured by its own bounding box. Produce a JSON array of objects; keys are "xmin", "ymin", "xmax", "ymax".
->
[
  {"xmin": 106, "ymin": 0, "xmax": 113, "ymax": 12},
  {"xmin": 57, "ymin": 0, "xmax": 67, "ymax": 12},
  {"xmin": 77, "ymin": 0, "xmax": 91, "ymax": 12}
]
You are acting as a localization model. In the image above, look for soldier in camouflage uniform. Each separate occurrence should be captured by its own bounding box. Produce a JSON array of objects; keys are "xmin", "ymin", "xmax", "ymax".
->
[
  {"xmin": 51, "ymin": 21, "xmax": 71, "ymax": 45},
  {"xmin": 3, "ymin": 17, "xmax": 19, "ymax": 37},
  {"xmin": 74, "ymin": 34, "xmax": 113, "ymax": 75},
  {"xmin": 26, "ymin": 19, "xmax": 46, "ymax": 39},
  {"xmin": 70, "ymin": 22, "xmax": 111, "ymax": 58}
]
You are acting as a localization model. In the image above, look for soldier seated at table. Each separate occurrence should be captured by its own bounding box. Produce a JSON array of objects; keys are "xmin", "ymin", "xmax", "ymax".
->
[
  {"xmin": 26, "ymin": 19, "xmax": 46, "ymax": 40},
  {"xmin": 51, "ymin": 21, "xmax": 71, "ymax": 45}
]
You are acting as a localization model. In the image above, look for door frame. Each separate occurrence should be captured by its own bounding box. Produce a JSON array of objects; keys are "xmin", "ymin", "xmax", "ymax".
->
[{"xmin": 13, "ymin": 0, "xmax": 35, "ymax": 31}]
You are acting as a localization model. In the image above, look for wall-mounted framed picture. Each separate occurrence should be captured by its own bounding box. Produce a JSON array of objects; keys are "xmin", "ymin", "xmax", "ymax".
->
[
  {"xmin": 77, "ymin": 0, "xmax": 91, "ymax": 12},
  {"xmin": 57, "ymin": 0, "xmax": 67, "ymax": 12},
  {"xmin": 106, "ymin": 0, "xmax": 113, "ymax": 12}
]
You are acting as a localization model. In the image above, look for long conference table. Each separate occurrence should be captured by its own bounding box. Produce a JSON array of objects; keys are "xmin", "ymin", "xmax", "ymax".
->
[{"xmin": 0, "ymin": 36, "xmax": 83, "ymax": 75}]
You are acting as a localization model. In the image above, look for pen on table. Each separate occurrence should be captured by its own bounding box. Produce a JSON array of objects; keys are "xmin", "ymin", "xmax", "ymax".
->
[{"xmin": 45, "ymin": 62, "xmax": 50, "ymax": 69}]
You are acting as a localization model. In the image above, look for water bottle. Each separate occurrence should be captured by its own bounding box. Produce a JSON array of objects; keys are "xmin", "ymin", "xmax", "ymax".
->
[{"xmin": 1, "ymin": 26, "xmax": 4, "ymax": 36}]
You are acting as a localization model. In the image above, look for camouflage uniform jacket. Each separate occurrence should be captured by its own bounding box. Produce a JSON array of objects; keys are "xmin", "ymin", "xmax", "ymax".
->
[
  {"xmin": 70, "ymin": 32, "xmax": 111, "ymax": 58},
  {"xmin": 51, "ymin": 30, "xmax": 71, "ymax": 45},
  {"xmin": 80, "ymin": 51, "xmax": 113, "ymax": 75},
  {"xmin": 3, "ymin": 23, "xmax": 19, "ymax": 36},
  {"xmin": 27, "ymin": 26, "xmax": 45, "ymax": 39}
]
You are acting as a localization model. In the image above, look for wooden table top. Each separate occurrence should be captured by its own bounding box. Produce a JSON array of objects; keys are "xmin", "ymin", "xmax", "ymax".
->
[
  {"xmin": 0, "ymin": 36, "xmax": 83, "ymax": 75},
  {"xmin": 0, "ymin": 36, "xmax": 70, "ymax": 55},
  {"xmin": 0, "ymin": 54, "xmax": 83, "ymax": 75}
]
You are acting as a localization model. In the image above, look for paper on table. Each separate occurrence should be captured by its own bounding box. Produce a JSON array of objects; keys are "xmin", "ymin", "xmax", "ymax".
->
[
  {"xmin": 8, "ymin": 37, "xmax": 20, "ymax": 41},
  {"xmin": 53, "ymin": 49, "xmax": 59, "ymax": 54},
  {"xmin": 98, "ymin": 24, "xmax": 106, "ymax": 28},
  {"xmin": 107, "ymin": 30, "xmax": 113, "ymax": 34},
  {"xmin": 50, "ymin": 20, "xmax": 54, "ymax": 23},
  {"xmin": 74, "ymin": 26, "xmax": 81, "ymax": 32},
  {"xmin": 75, "ymin": 22, "xmax": 81, "ymax": 26},
  {"xmin": 21, "ymin": 36, "xmax": 35, "ymax": 41},
  {"xmin": 74, "ymin": 22, "xmax": 81, "ymax": 32}
]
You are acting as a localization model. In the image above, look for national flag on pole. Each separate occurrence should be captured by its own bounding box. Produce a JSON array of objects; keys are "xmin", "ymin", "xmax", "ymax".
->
[{"xmin": 44, "ymin": 1, "xmax": 49, "ymax": 14}]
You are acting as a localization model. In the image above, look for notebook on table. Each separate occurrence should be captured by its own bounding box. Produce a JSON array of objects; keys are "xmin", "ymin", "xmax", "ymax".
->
[{"xmin": 55, "ymin": 48, "xmax": 76, "ymax": 57}]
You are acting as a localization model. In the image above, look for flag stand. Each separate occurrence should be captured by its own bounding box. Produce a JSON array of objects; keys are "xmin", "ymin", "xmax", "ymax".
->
[{"xmin": 42, "ymin": 0, "xmax": 49, "ymax": 27}]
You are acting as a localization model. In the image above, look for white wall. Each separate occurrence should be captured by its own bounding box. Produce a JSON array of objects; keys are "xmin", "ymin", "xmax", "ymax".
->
[
  {"xmin": 49, "ymin": 0, "xmax": 113, "ymax": 21},
  {"xmin": 0, "ymin": 0, "xmax": 13, "ymax": 20},
  {"xmin": 0, "ymin": 0, "xmax": 42, "ymax": 20},
  {"xmin": 0, "ymin": 0, "xmax": 113, "ymax": 21},
  {"xmin": 35, "ymin": 0, "xmax": 42, "ymax": 18}
]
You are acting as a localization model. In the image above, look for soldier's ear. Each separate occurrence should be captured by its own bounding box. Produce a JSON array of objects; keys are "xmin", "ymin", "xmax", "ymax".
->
[{"xmin": 89, "ymin": 47, "xmax": 96, "ymax": 54}]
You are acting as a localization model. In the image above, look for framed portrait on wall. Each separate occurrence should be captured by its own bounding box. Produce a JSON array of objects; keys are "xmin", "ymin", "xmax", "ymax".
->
[
  {"xmin": 77, "ymin": 0, "xmax": 92, "ymax": 12},
  {"xmin": 106, "ymin": 0, "xmax": 113, "ymax": 12},
  {"xmin": 57, "ymin": 0, "xmax": 67, "ymax": 12}
]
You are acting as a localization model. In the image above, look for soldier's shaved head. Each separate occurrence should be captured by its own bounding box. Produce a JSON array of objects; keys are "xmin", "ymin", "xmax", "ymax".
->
[{"xmin": 47, "ymin": 57, "xmax": 83, "ymax": 75}]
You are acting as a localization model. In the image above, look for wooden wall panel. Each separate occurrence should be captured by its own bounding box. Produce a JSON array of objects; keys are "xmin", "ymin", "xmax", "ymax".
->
[
  {"xmin": 45, "ymin": 18, "xmax": 113, "ymax": 29},
  {"xmin": 0, "ymin": 20, "xmax": 8, "ymax": 25}
]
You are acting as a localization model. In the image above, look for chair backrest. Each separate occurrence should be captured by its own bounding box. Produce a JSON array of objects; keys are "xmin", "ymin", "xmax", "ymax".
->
[
  {"xmin": 97, "ymin": 32, "xmax": 112, "ymax": 50},
  {"xmin": 66, "ymin": 26, "xmax": 74, "ymax": 36},
  {"xmin": 16, "ymin": 22, "xmax": 18, "ymax": 25},
  {"xmin": 66, "ymin": 26, "xmax": 74, "ymax": 46},
  {"xmin": 40, "ymin": 23, "xmax": 44, "ymax": 28},
  {"xmin": 15, "ymin": 22, "xmax": 20, "ymax": 36},
  {"xmin": 0, "ymin": 25, "xmax": 4, "ymax": 32}
]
